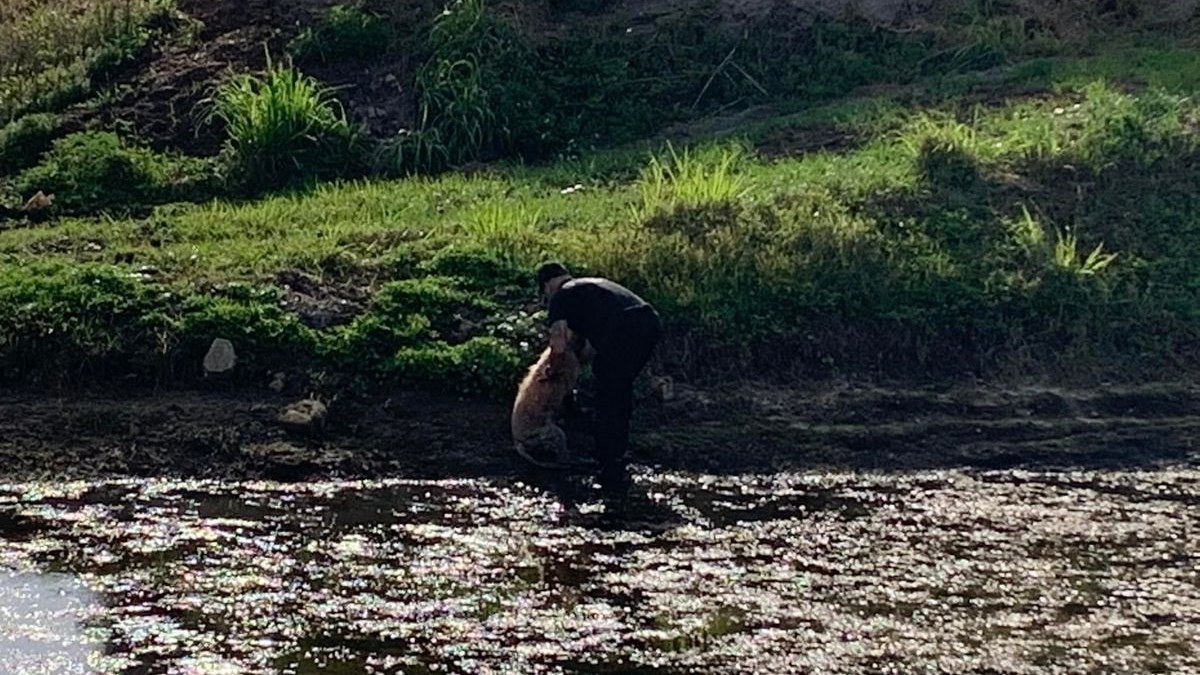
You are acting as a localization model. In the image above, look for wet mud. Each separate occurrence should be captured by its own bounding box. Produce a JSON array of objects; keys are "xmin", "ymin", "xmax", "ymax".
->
[
  {"xmin": 1, "ymin": 468, "xmax": 1197, "ymax": 674},
  {"xmin": 1, "ymin": 381, "xmax": 1198, "ymax": 673},
  {"xmin": 2, "ymin": 382, "xmax": 1199, "ymax": 482}
]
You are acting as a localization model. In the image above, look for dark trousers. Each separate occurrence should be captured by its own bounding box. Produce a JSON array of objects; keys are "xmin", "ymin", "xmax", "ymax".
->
[{"xmin": 591, "ymin": 305, "xmax": 662, "ymax": 469}]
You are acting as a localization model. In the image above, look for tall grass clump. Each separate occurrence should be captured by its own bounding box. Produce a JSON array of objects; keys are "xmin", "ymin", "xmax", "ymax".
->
[
  {"xmin": 378, "ymin": 0, "xmax": 540, "ymax": 174},
  {"xmin": 288, "ymin": 2, "xmax": 392, "ymax": 64},
  {"xmin": 206, "ymin": 57, "xmax": 360, "ymax": 189},
  {"xmin": 0, "ymin": 0, "xmax": 174, "ymax": 122},
  {"xmin": 635, "ymin": 143, "xmax": 751, "ymax": 218},
  {"xmin": 1053, "ymin": 228, "xmax": 1118, "ymax": 277}
]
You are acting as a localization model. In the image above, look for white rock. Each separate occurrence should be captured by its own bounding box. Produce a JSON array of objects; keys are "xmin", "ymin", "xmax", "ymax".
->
[{"xmin": 202, "ymin": 338, "xmax": 237, "ymax": 374}]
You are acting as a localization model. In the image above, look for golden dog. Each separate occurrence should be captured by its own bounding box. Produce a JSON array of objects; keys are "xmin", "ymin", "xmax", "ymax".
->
[{"xmin": 511, "ymin": 322, "xmax": 588, "ymax": 468}]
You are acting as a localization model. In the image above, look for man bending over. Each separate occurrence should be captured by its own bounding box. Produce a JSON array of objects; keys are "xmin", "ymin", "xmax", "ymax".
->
[{"xmin": 535, "ymin": 262, "xmax": 662, "ymax": 488}]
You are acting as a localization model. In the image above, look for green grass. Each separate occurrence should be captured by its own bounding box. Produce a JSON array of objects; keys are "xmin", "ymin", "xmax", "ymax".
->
[
  {"xmin": 634, "ymin": 143, "xmax": 751, "ymax": 219},
  {"xmin": 12, "ymin": 130, "xmax": 212, "ymax": 212},
  {"xmin": 204, "ymin": 58, "xmax": 362, "ymax": 189},
  {"xmin": 288, "ymin": 2, "xmax": 393, "ymax": 64},
  {"xmin": 2, "ymin": 39, "xmax": 1200, "ymax": 390}
]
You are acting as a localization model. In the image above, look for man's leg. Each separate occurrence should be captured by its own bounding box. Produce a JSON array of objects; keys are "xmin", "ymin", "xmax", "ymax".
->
[
  {"xmin": 591, "ymin": 307, "xmax": 662, "ymax": 481},
  {"xmin": 592, "ymin": 355, "xmax": 635, "ymax": 473}
]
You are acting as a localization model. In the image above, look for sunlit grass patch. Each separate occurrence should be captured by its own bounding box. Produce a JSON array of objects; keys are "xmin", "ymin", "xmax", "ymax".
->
[
  {"xmin": 633, "ymin": 142, "xmax": 752, "ymax": 219},
  {"xmin": 2, "ymin": 53, "xmax": 1200, "ymax": 383}
]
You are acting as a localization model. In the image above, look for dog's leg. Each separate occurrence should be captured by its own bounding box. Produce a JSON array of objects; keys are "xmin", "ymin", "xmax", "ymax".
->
[{"xmin": 514, "ymin": 424, "xmax": 569, "ymax": 469}]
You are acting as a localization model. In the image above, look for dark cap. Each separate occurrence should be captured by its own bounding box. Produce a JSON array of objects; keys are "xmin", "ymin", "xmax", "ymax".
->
[{"xmin": 535, "ymin": 262, "xmax": 571, "ymax": 287}]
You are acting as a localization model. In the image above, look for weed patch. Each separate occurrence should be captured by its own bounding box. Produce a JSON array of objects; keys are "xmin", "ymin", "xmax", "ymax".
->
[
  {"xmin": 0, "ymin": 263, "xmax": 167, "ymax": 385},
  {"xmin": 0, "ymin": 0, "xmax": 175, "ymax": 122},
  {"xmin": 289, "ymin": 2, "xmax": 393, "ymax": 64},
  {"xmin": 205, "ymin": 58, "xmax": 362, "ymax": 190},
  {"xmin": 0, "ymin": 113, "xmax": 60, "ymax": 176}
]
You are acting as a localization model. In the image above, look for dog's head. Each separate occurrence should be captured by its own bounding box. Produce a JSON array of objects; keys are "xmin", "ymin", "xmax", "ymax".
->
[
  {"xmin": 548, "ymin": 321, "xmax": 572, "ymax": 354},
  {"xmin": 540, "ymin": 322, "xmax": 579, "ymax": 382}
]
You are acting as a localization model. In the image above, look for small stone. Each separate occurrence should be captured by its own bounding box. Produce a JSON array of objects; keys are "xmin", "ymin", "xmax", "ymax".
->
[
  {"xmin": 202, "ymin": 338, "xmax": 237, "ymax": 374},
  {"xmin": 269, "ymin": 372, "xmax": 287, "ymax": 394},
  {"xmin": 23, "ymin": 191, "xmax": 53, "ymax": 212},
  {"xmin": 277, "ymin": 399, "xmax": 328, "ymax": 434}
]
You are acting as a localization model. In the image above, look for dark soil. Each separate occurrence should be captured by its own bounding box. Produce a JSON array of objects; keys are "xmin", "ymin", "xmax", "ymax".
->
[
  {"xmin": 276, "ymin": 269, "xmax": 369, "ymax": 328},
  {"xmin": 3, "ymin": 381, "xmax": 1197, "ymax": 482},
  {"xmin": 62, "ymin": 0, "xmax": 428, "ymax": 155},
  {"xmin": 756, "ymin": 123, "xmax": 860, "ymax": 159}
]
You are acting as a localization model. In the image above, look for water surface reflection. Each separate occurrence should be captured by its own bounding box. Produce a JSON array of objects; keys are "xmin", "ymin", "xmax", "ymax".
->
[{"xmin": 0, "ymin": 468, "xmax": 1197, "ymax": 674}]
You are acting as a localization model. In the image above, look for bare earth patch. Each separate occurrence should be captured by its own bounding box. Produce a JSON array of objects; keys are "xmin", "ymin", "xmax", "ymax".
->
[{"xmin": 1, "ymin": 381, "xmax": 1198, "ymax": 481}]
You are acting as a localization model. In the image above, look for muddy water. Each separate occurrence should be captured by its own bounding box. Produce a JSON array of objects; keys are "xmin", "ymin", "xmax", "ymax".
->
[{"xmin": 1, "ymin": 468, "xmax": 1197, "ymax": 674}]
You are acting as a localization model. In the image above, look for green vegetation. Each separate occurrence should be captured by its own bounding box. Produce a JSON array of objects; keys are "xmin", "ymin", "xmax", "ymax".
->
[
  {"xmin": 288, "ymin": 2, "xmax": 393, "ymax": 64},
  {"xmin": 0, "ymin": 0, "xmax": 1198, "ymax": 395},
  {"xmin": 380, "ymin": 0, "xmax": 527, "ymax": 173},
  {"xmin": 13, "ymin": 131, "xmax": 210, "ymax": 212},
  {"xmin": 204, "ymin": 59, "xmax": 362, "ymax": 189},
  {"xmin": 4, "ymin": 71, "xmax": 1200, "ymax": 391},
  {"xmin": 0, "ymin": 113, "xmax": 60, "ymax": 176},
  {"xmin": 0, "ymin": 0, "xmax": 174, "ymax": 123}
]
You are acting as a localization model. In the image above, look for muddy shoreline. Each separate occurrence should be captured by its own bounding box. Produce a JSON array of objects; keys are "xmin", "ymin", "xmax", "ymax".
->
[{"xmin": 2, "ymin": 380, "xmax": 1198, "ymax": 481}]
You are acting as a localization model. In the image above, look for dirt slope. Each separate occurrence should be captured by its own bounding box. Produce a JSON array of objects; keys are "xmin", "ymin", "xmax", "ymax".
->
[{"xmin": 66, "ymin": 0, "xmax": 424, "ymax": 155}]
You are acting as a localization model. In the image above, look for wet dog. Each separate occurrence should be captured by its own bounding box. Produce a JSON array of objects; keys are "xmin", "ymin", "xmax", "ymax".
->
[{"xmin": 511, "ymin": 322, "xmax": 588, "ymax": 468}]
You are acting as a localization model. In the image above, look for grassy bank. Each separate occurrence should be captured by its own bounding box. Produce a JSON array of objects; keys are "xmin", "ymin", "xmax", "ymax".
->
[
  {"xmin": 1, "ymin": 0, "xmax": 1199, "ymax": 397},
  {"xmin": 2, "ymin": 43, "xmax": 1200, "ymax": 395}
]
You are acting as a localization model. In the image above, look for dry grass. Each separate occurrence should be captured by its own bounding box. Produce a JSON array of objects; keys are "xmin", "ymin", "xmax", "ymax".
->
[{"xmin": 0, "ymin": 0, "xmax": 169, "ymax": 122}]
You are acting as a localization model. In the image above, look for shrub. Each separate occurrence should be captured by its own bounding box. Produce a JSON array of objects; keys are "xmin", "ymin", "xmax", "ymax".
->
[
  {"xmin": 206, "ymin": 58, "xmax": 361, "ymax": 189},
  {"xmin": 388, "ymin": 337, "xmax": 523, "ymax": 399},
  {"xmin": 175, "ymin": 286, "xmax": 318, "ymax": 378},
  {"xmin": 329, "ymin": 276, "xmax": 495, "ymax": 371},
  {"xmin": 13, "ymin": 131, "xmax": 181, "ymax": 212},
  {"xmin": 365, "ymin": 277, "xmax": 494, "ymax": 340},
  {"xmin": 0, "ymin": 263, "xmax": 166, "ymax": 384},
  {"xmin": 0, "ymin": 113, "xmax": 60, "ymax": 176},
  {"xmin": 419, "ymin": 246, "xmax": 530, "ymax": 293},
  {"xmin": 288, "ymin": 2, "xmax": 392, "ymax": 64}
]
